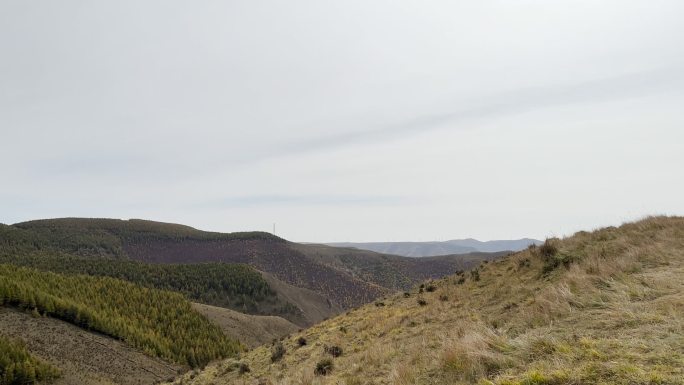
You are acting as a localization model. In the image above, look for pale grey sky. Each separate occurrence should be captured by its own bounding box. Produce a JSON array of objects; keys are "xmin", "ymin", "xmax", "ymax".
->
[{"xmin": 1, "ymin": 0, "xmax": 683, "ymax": 242}]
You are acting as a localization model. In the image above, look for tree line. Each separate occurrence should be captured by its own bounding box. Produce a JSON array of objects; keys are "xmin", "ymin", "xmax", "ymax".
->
[{"xmin": 0, "ymin": 264, "xmax": 241, "ymax": 367}]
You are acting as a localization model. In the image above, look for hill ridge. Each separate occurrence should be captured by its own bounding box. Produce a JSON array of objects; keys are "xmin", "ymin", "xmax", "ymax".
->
[{"xmin": 168, "ymin": 216, "xmax": 684, "ymax": 385}]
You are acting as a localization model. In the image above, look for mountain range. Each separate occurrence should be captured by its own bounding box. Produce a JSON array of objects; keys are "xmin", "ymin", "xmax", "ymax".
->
[{"xmin": 326, "ymin": 238, "xmax": 542, "ymax": 257}]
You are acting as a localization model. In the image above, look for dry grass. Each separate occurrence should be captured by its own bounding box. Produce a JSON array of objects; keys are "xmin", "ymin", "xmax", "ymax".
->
[{"xmin": 166, "ymin": 216, "xmax": 684, "ymax": 385}]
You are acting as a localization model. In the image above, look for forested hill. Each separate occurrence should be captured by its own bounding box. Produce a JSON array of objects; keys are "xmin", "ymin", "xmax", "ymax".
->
[
  {"xmin": 0, "ymin": 264, "xmax": 240, "ymax": 367},
  {"xmin": 4, "ymin": 218, "xmax": 502, "ymax": 309}
]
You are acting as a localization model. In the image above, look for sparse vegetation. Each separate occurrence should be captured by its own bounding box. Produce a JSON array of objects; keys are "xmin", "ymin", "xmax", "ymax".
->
[{"xmin": 296, "ymin": 337, "xmax": 307, "ymax": 346}]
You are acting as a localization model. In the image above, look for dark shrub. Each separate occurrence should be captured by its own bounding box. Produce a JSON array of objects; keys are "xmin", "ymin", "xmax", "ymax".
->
[
  {"xmin": 539, "ymin": 239, "xmax": 558, "ymax": 258},
  {"xmin": 403, "ymin": 292, "xmax": 411, "ymax": 298},
  {"xmin": 270, "ymin": 342, "xmax": 286, "ymax": 362},
  {"xmin": 315, "ymin": 358, "xmax": 333, "ymax": 376},
  {"xmin": 297, "ymin": 336, "xmax": 307, "ymax": 346},
  {"xmin": 339, "ymin": 326, "xmax": 347, "ymax": 333},
  {"xmin": 238, "ymin": 362, "xmax": 250, "ymax": 374},
  {"xmin": 457, "ymin": 277, "xmax": 466, "ymax": 285},
  {"xmin": 471, "ymin": 269, "xmax": 480, "ymax": 281},
  {"xmin": 518, "ymin": 258, "xmax": 531, "ymax": 268},
  {"xmin": 417, "ymin": 298, "xmax": 427, "ymax": 306},
  {"xmin": 426, "ymin": 285, "xmax": 436, "ymax": 292},
  {"xmin": 325, "ymin": 345, "xmax": 343, "ymax": 357},
  {"xmin": 439, "ymin": 294, "xmax": 449, "ymax": 301},
  {"xmin": 542, "ymin": 252, "xmax": 578, "ymax": 275},
  {"xmin": 375, "ymin": 301, "xmax": 385, "ymax": 307}
]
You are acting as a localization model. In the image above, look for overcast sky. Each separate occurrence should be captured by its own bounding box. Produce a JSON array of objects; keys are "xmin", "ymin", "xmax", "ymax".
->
[{"xmin": 1, "ymin": 0, "xmax": 683, "ymax": 242}]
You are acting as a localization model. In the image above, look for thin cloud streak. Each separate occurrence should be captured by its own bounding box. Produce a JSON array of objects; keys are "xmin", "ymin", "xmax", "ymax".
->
[{"xmin": 247, "ymin": 66, "xmax": 684, "ymax": 162}]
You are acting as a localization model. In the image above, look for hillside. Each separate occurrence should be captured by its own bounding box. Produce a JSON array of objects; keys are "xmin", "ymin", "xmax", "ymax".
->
[
  {"xmin": 6, "ymin": 218, "xmax": 500, "ymax": 309},
  {"xmin": 0, "ymin": 250, "xmax": 306, "ymax": 322},
  {"xmin": 0, "ymin": 308, "xmax": 181, "ymax": 385},
  {"xmin": 191, "ymin": 303, "xmax": 299, "ymax": 348},
  {"xmin": 0, "ymin": 264, "xmax": 240, "ymax": 367},
  {"xmin": 0, "ymin": 331, "xmax": 60, "ymax": 384},
  {"xmin": 169, "ymin": 216, "xmax": 684, "ymax": 385},
  {"xmin": 326, "ymin": 238, "xmax": 541, "ymax": 257}
]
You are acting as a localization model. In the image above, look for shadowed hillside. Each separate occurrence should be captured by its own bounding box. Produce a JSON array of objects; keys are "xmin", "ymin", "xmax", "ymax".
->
[{"xmin": 169, "ymin": 216, "xmax": 684, "ymax": 385}]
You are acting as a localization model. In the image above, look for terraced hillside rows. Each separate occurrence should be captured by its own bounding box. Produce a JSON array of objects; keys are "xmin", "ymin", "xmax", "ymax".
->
[
  {"xmin": 6, "ymin": 219, "xmax": 501, "ymax": 309},
  {"xmin": 169, "ymin": 216, "xmax": 684, "ymax": 385}
]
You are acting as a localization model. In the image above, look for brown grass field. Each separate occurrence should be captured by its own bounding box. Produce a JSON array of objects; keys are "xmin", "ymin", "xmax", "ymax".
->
[{"xmin": 167, "ymin": 216, "xmax": 684, "ymax": 385}]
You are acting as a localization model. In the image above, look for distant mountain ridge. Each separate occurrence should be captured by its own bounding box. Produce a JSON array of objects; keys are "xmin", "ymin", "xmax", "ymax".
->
[{"xmin": 326, "ymin": 238, "xmax": 541, "ymax": 257}]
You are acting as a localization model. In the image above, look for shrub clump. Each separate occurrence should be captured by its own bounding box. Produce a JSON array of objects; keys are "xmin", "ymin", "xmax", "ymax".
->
[
  {"xmin": 539, "ymin": 239, "xmax": 558, "ymax": 257},
  {"xmin": 325, "ymin": 345, "xmax": 343, "ymax": 357},
  {"xmin": 238, "ymin": 362, "xmax": 250, "ymax": 374},
  {"xmin": 538, "ymin": 239, "xmax": 578, "ymax": 275},
  {"xmin": 296, "ymin": 337, "xmax": 307, "ymax": 347},
  {"xmin": 426, "ymin": 284, "xmax": 437, "ymax": 292},
  {"xmin": 270, "ymin": 342, "xmax": 286, "ymax": 362},
  {"xmin": 314, "ymin": 358, "xmax": 333, "ymax": 376},
  {"xmin": 403, "ymin": 292, "xmax": 411, "ymax": 298},
  {"xmin": 439, "ymin": 294, "xmax": 449, "ymax": 302},
  {"xmin": 417, "ymin": 298, "xmax": 428, "ymax": 306},
  {"xmin": 471, "ymin": 269, "xmax": 481, "ymax": 282}
]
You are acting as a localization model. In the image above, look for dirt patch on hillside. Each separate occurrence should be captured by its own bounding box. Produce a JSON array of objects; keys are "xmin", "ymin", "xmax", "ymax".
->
[
  {"xmin": 260, "ymin": 271, "xmax": 343, "ymax": 326},
  {"xmin": 192, "ymin": 303, "xmax": 299, "ymax": 348},
  {"xmin": 0, "ymin": 308, "xmax": 182, "ymax": 385}
]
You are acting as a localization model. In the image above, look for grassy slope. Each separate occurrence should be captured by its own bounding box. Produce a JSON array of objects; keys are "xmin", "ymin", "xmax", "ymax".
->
[{"xmin": 170, "ymin": 216, "xmax": 684, "ymax": 385}]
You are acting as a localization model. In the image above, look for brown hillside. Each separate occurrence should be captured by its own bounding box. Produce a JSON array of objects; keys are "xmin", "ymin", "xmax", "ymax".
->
[
  {"xmin": 191, "ymin": 303, "xmax": 299, "ymax": 348},
  {"xmin": 168, "ymin": 216, "xmax": 684, "ymax": 385}
]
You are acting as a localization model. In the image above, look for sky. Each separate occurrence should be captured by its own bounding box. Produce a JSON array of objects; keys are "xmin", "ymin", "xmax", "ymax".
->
[{"xmin": 1, "ymin": 0, "xmax": 683, "ymax": 242}]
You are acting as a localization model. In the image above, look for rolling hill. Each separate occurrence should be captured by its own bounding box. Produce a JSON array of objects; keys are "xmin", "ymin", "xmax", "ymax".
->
[
  {"xmin": 5, "ymin": 218, "xmax": 502, "ymax": 310},
  {"xmin": 168, "ymin": 216, "xmax": 684, "ymax": 385},
  {"xmin": 326, "ymin": 238, "xmax": 541, "ymax": 257}
]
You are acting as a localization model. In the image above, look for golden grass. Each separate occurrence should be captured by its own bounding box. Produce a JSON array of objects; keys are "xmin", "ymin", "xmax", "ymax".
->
[{"xmin": 167, "ymin": 216, "xmax": 684, "ymax": 385}]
